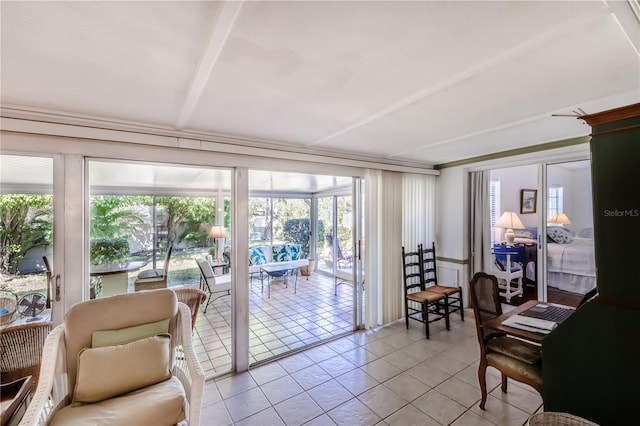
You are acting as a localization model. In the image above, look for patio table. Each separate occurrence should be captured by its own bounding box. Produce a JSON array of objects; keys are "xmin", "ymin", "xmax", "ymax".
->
[
  {"xmin": 259, "ymin": 264, "xmax": 299, "ymax": 298},
  {"xmin": 90, "ymin": 260, "xmax": 148, "ymax": 297}
]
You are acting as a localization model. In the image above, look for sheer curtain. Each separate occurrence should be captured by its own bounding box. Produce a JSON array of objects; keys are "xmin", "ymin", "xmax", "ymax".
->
[
  {"xmin": 469, "ymin": 171, "xmax": 492, "ymax": 277},
  {"xmin": 364, "ymin": 170, "xmax": 436, "ymax": 328}
]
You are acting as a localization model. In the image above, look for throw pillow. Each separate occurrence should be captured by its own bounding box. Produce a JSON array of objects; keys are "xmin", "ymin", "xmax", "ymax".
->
[
  {"xmin": 91, "ymin": 318, "xmax": 170, "ymax": 348},
  {"xmin": 249, "ymin": 247, "xmax": 267, "ymax": 265},
  {"xmin": 272, "ymin": 244, "xmax": 291, "ymax": 262},
  {"xmin": 286, "ymin": 243, "xmax": 302, "ymax": 260},
  {"xmin": 74, "ymin": 334, "xmax": 171, "ymax": 404},
  {"xmin": 547, "ymin": 226, "xmax": 574, "ymax": 244}
]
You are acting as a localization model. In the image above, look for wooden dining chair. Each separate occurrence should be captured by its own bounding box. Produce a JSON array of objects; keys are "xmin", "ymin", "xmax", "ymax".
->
[
  {"xmin": 469, "ymin": 272, "xmax": 543, "ymax": 409},
  {"xmin": 419, "ymin": 242, "xmax": 464, "ymax": 330},
  {"xmin": 402, "ymin": 246, "xmax": 447, "ymax": 339}
]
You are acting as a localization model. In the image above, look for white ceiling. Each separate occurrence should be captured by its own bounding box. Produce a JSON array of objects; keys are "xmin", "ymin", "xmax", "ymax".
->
[{"xmin": 1, "ymin": 1, "xmax": 639, "ymax": 167}]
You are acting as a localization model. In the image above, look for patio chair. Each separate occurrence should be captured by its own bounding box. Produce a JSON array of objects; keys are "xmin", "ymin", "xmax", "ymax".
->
[
  {"xmin": 0, "ymin": 321, "xmax": 52, "ymax": 391},
  {"xmin": 172, "ymin": 286, "xmax": 207, "ymax": 331},
  {"xmin": 196, "ymin": 257, "xmax": 231, "ymax": 313},
  {"xmin": 20, "ymin": 289, "xmax": 204, "ymax": 426},
  {"xmin": 134, "ymin": 245, "xmax": 173, "ymax": 291}
]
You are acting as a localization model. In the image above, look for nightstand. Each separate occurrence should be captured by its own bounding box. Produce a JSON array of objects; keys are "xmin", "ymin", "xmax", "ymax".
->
[{"xmin": 493, "ymin": 243, "xmax": 537, "ymax": 287}]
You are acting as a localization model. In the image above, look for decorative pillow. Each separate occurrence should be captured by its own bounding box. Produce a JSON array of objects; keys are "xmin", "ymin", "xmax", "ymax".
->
[
  {"xmin": 249, "ymin": 247, "xmax": 267, "ymax": 265},
  {"xmin": 514, "ymin": 228, "xmax": 537, "ymax": 239},
  {"xmin": 547, "ymin": 226, "xmax": 574, "ymax": 244},
  {"xmin": 272, "ymin": 244, "xmax": 291, "ymax": 262},
  {"xmin": 74, "ymin": 334, "xmax": 171, "ymax": 404},
  {"xmin": 286, "ymin": 243, "xmax": 301, "ymax": 260},
  {"xmin": 92, "ymin": 318, "xmax": 170, "ymax": 348}
]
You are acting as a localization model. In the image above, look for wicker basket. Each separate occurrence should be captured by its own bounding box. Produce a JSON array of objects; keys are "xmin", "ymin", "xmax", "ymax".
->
[
  {"xmin": 529, "ymin": 412, "xmax": 599, "ymax": 426},
  {"xmin": 299, "ymin": 258, "xmax": 315, "ymax": 276},
  {"xmin": 0, "ymin": 290, "xmax": 18, "ymax": 325}
]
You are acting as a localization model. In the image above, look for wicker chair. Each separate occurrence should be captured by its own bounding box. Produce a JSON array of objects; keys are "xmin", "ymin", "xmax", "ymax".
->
[
  {"xmin": 0, "ymin": 321, "xmax": 52, "ymax": 390},
  {"xmin": 172, "ymin": 287, "xmax": 207, "ymax": 331}
]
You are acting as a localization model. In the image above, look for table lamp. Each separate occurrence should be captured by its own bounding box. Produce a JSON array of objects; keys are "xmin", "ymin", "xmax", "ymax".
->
[
  {"xmin": 495, "ymin": 211, "xmax": 525, "ymax": 246},
  {"xmin": 209, "ymin": 225, "xmax": 227, "ymax": 260},
  {"xmin": 548, "ymin": 212, "xmax": 571, "ymax": 227}
]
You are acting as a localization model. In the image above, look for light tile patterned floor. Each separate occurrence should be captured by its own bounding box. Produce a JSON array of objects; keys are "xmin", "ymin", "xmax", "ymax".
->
[
  {"xmin": 191, "ymin": 272, "xmax": 355, "ymax": 376},
  {"xmin": 200, "ymin": 310, "xmax": 544, "ymax": 426}
]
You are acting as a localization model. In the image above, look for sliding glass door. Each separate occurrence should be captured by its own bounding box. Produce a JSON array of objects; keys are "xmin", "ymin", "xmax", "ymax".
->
[{"xmin": 544, "ymin": 160, "xmax": 595, "ymax": 306}]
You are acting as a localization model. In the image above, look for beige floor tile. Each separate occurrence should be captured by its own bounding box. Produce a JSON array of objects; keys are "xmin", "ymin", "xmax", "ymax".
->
[
  {"xmin": 200, "ymin": 400, "xmax": 232, "ymax": 426},
  {"xmin": 260, "ymin": 375, "xmax": 305, "ymax": 405},
  {"xmin": 489, "ymin": 382, "xmax": 543, "ymax": 415},
  {"xmin": 360, "ymin": 358, "xmax": 402, "ymax": 382},
  {"xmin": 413, "ymin": 389, "xmax": 467, "ymax": 425},
  {"xmin": 303, "ymin": 414, "xmax": 338, "ymax": 426},
  {"xmin": 327, "ymin": 398, "xmax": 382, "ymax": 426},
  {"xmin": 357, "ymin": 384, "xmax": 408, "ymax": 418},
  {"xmin": 216, "ymin": 371, "xmax": 258, "ymax": 399},
  {"xmin": 317, "ymin": 354, "xmax": 357, "ymax": 377},
  {"xmin": 291, "ymin": 364, "xmax": 333, "ymax": 390},
  {"xmin": 274, "ymin": 392, "xmax": 324, "ymax": 426},
  {"xmin": 406, "ymin": 360, "xmax": 452, "ymax": 388},
  {"xmin": 335, "ymin": 368, "xmax": 380, "ymax": 396},
  {"xmin": 383, "ymin": 372, "xmax": 431, "ymax": 402},
  {"xmin": 469, "ymin": 394, "xmax": 532, "ymax": 426},
  {"xmin": 234, "ymin": 407, "xmax": 285, "ymax": 426},
  {"xmin": 384, "ymin": 404, "xmax": 441, "ymax": 426},
  {"xmin": 249, "ymin": 361, "xmax": 289, "ymax": 386},
  {"xmin": 451, "ymin": 409, "xmax": 501, "ymax": 426},
  {"xmin": 435, "ymin": 376, "xmax": 482, "ymax": 409},
  {"xmin": 224, "ymin": 387, "xmax": 271, "ymax": 423},
  {"xmin": 307, "ymin": 379, "xmax": 354, "ymax": 411}
]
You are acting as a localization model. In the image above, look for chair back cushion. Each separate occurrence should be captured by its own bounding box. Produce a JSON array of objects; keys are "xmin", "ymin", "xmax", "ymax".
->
[{"xmin": 63, "ymin": 289, "xmax": 178, "ymax": 394}]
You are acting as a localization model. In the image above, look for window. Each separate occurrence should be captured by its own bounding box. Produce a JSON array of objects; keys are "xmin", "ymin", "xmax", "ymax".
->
[
  {"xmin": 548, "ymin": 185, "xmax": 563, "ymax": 217},
  {"xmin": 490, "ymin": 180, "xmax": 501, "ymax": 244}
]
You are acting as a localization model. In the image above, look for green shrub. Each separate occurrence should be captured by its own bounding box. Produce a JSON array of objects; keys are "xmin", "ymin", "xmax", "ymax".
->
[{"xmin": 90, "ymin": 237, "xmax": 130, "ymax": 265}]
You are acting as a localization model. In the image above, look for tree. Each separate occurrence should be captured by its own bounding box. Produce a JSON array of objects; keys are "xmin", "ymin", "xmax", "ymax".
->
[
  {"xmin": 0, "ymin": 194, "xmax": 52, "ymax": 274},
  {"xmin": 156, "ymin": 197, "xmax": 216, "ymax": 249}
]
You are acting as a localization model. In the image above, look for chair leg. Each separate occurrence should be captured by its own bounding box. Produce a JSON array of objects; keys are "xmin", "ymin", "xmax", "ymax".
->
[
  {"xmin": 405, "ymin": 301, "xmax": 410, "ymax": 329},
  {"xmin": 478, "ymin": 360, "xmax": 488, "ymax": 410},
  {"xmin": 501, "ymin": 373, "xmax": 508, "ymax": 393},
  {"xmin": 459, "ymin": 288, "xmax": 464, "ymax": 321},
  {"xmin": 423, "ymin": 302, "xmax": 430, "ymax": 339},
  {"xmin": 444, "ymin": 297, "xmax": 451, "ymax": 330}
]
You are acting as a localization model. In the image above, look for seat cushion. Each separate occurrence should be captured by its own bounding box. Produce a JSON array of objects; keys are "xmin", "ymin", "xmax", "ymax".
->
[
  {"xmin": 486, "ymin": 352, "xmax": 543, "ymax": 388},
  {"xmin": 50, "ymin": 376, "xmax": 186, "ymax": 426},
  {"xmin": 487, "ymin": 336, "xmax": 541, "ymax": 365}
]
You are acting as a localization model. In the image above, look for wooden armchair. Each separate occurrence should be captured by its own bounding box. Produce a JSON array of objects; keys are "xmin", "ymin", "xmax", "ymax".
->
[{"xmin": 469, "ymin": 272, "xmax": 542, "ymax": 409}]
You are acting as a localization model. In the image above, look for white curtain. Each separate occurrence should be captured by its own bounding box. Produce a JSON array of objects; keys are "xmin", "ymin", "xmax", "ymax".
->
[
  {"xmin": 364, "ymin": 170, "xmax": 436, "ymax": 328},
  {"xmin": 402, "ymin": 173, "xmax": 436, "ymax": 252}
]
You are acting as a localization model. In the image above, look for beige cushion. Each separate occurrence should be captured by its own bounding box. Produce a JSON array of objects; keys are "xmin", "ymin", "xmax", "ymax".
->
[
  {"xmin": 74, "ymin": 334, "xmax": 171, "ymax": 404},
  {"xmin": 51, "ymin": 375, "xmax": 186, "ymax": 426},
  {"xmin": 487, "ymin": 336, "xmax": 541, "ymax": 365},
  {"xmin": 91, "ymin": 318, "xmax": 170, "ymax": 348}
]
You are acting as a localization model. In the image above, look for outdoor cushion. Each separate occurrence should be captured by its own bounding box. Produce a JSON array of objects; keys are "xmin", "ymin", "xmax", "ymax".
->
[
  {"xmin": 74, "ymin": 334, "xmax": 171, "ymax": 404},
  {"xmin": 91, "ymin": 318, "xmax": 170, "ymax": 348},
  {"xmin": 51, "ymin": 376, "xmax": 186, "ymax": 426},
  {"xmin": 249, "ymin": 247, "xmax": 268, "ymax": 265},
  {"xmin": 272, "ymin": 244, "xmax": 291, "ymax": 262},
  {"xmin": 286, "ymin": 243, "xmax": 301, "ymax": 260}
]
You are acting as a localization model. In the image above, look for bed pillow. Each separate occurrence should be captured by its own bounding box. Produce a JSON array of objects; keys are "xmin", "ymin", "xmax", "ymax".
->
[
  {"xmin": 249, "ymin": 246, "xmax": 267, "ymax": 265},
  {"xmin": 91, "ymin": 318, "xmax": 170, "ymax": 348},
  {"xmin": 74, "ymin": 334, "xmax": 171, "ymax": 404},
  {"xmin": 514, "ymin": 228, "xmax": 537, "ymax": 239},
  {"xmin": 547, "ymin": 226, "xmax": 574, "ymax": 244}
]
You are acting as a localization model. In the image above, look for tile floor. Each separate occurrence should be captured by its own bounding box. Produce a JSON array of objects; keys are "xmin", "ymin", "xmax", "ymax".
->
[
  {"xmin": 191, "ymin": 271, "xmax": 356, "ymax": 376},
  {"xmin": 199, "ymin": 309, "xmax": 543, "ymax": 426}
]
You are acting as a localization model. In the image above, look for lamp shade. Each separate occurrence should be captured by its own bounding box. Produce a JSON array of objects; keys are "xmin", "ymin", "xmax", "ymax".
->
[
  {"xmin": 494, "ymin": 211, "xmax": 525, "ymax": 230},
  {"xmin": 209, "ymin": 225, "xmax": 227, "ymax": 239},
  {"xmin": 548, "ymin": 212, "xmax": 571, "ymax": 226},
  {"xmin": 494, "ymin": 211, "xmax": 525, "ymax": 246}
]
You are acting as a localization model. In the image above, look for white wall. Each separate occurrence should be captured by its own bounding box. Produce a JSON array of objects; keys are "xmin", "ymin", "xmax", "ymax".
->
[{"xmin": 491, "ymin": 164, "xmax": 538, "ymax": 229}]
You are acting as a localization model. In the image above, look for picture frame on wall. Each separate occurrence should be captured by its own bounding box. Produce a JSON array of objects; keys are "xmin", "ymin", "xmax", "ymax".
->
[{"xmin": 520, "ymin": 189, "xmax": 537, "ymax": 214}]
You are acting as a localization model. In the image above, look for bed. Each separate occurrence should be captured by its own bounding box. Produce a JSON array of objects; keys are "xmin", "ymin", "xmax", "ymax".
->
[
  {"xmin": 545, "ymin": 227, "xmax": 597, "ymax": 295},
  {"xmin": 514, "ymin": 227, "xmax": 597, "ymax": 295}
]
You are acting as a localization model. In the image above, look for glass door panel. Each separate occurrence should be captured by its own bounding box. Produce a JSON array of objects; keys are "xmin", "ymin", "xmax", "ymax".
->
[
  {"xmin": 88, "ymin": 160, "xmax": 232, "ymax": 378},
  {"xmin": 545, "ymin": 160, "xmax": 596, "ymax": 307},
  {"xmin": 0, "ymin": 154, "xmax": 54, "ymax": 321}
]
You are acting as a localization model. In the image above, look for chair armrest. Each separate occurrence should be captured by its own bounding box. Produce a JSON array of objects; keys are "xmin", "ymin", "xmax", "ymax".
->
[
  {"xmin": 173, "ymin": 303, "xmax": 205, "ymax": 426},
  {"xmin": 20, "ymin": 326, "xmax": 69, "ymax": 426}
]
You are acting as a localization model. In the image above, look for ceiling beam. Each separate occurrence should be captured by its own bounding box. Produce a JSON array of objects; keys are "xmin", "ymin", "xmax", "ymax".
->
[{"xmin": 175, "ymin": 1, "xmax": 244, "ymax": 129}]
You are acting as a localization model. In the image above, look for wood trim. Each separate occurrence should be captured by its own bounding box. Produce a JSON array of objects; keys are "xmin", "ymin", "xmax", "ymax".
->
[{"xmin": 578, "ymin": 103, "xmax": 640, "ymax": 126}]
